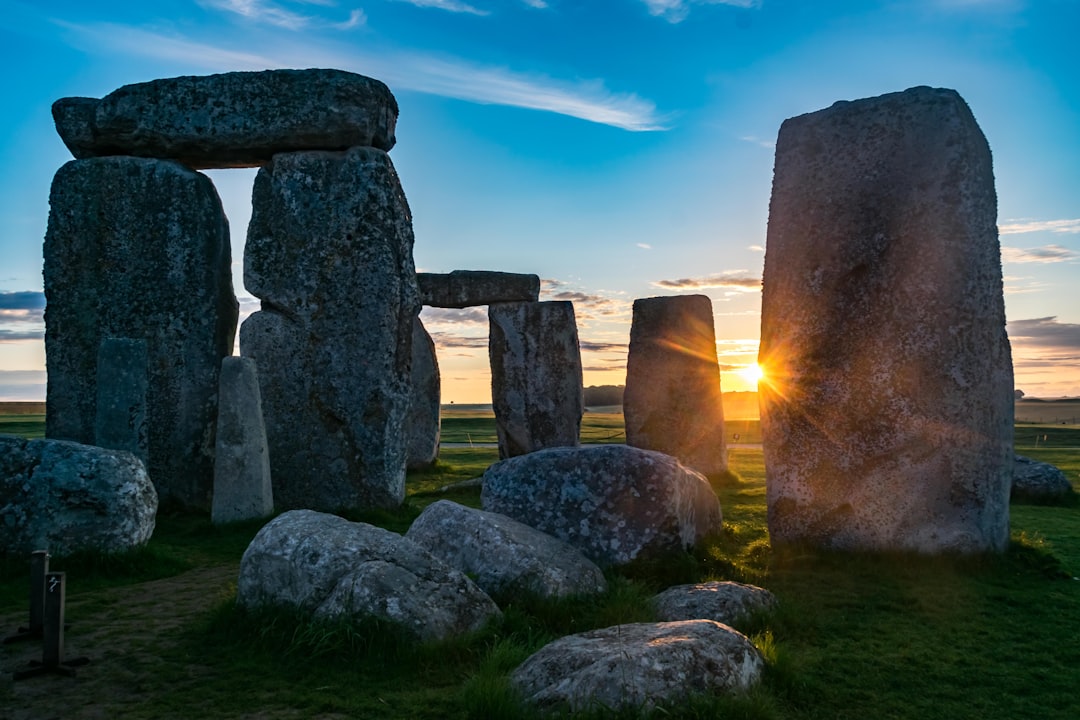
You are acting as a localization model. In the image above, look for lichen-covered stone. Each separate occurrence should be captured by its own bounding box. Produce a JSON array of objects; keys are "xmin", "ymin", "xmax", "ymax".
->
[
  {"xmin": 53, "ymin": 69, "xmax": 397, "ymax": 168},
  {"xmin": 0, "ymin": 436, "xmax": 158, "ymax": 556},
  {"xmin": 406, "ymin": 500, "xmax": 607, "ymax": 598},
  {"xmin": 238, "ymin": 509, "xmax": 500, "ymax": 641},
  {"xmin": 1012, "ymin": 455, "xmax": 1074, "ymax": 501},
  {"xmin": 240, "ymin": 147, "xmax": 419, "ymax": 511},
  {"xmin": 488, "ymin": 301, "xmax": 583, "ymax": 459},
  {"xmin": 418, "ymin": 270, "xmax": 540, "ymax": 308},
  {"xmin": 481, "ymin": 445, "xmax": 721, "ymax": 567},
  {"xmin": 94, "ymin": 337, "xmax": 149, "ymax": 468},
  {"xmin": 406, "ymin": 317, "xmax": 440, "ymax": 471},
  {"xmin": 212, "ymin": 357, "xmax": 273, "ymax": 525},
  {"xmin": 759, "ymin": 86, "xmax": 1013, "ymax": 553},
  {"xmin": 624, "ymin": 294, "xmax": 727, "ymax": 476},
  {"xmin": 652, "ymin": 581, "xmax": 777, "ymax": 628},
  {"xmin": 44, "ymin": 157, "xmax": 237, "ymax": 509},
  {"xmin": 512, "ymin": 620, "xmax": 764, "ymax": 712}
]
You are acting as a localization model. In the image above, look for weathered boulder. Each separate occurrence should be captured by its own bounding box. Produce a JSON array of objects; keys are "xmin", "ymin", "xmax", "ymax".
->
[
  {"xmin": 652, "ymin": 581, "xmax": 777, "ymax": 627},
  {"xmin": 759, "ymin": 86, "xmax": 1013, "ymax": 553},
  {"xmin": 0, "ymin": 436, "xmax": 157, "ymax": 556},
  {"xmin": 488, "ymin": 301, "xmax": 583, "ymax": 459},
  {"xmin": 1012, "ymin": 455, "xmax": 1073, "ymax": 500},
  {"xmin": 405, "ymin": 500, "xmax": 607, "ymax": 598},
  {"xmin": 52, "ymin": 69, "xmax": 397, "ymax": 168},
  {"xmin": 241, "ymin": 147, "xmax": 419, "ymax": 511},
  {"xmin": 512, "ymin": 620, "xmax": 764, "ymax": 712},
  {"xmin": 418, "ymin": 270, "xmax": 540, "ymax": 308},
  {"xmin": 44, "ymin": 156, "xmax": 238, "ymax": 509},
  {"xmin": 406, "ymin": 317, "xmax": 440, "ymax": 471},
  {"xmin": 624, "ymin": 294, "xmax": 728, "ymax": 476},
  {"xmin": 481, "ymin": 445, "xmax": 722, "ymax": 567},
  {"xmin": 94, "ymin": 337, "xmax": 149, "ymax": 468},
  {"xmin": 212, "ymin": 357, "xmax": 273, "ymax": 525},
  {"xmin": 238, "ymin": 509, "xmax": 500, "ymax": 641}
]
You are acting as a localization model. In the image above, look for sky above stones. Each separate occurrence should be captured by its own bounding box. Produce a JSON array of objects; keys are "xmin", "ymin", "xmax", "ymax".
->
[{"xmin": 0, "ymin": 0, "xmax": 1078, "ymax": 402}]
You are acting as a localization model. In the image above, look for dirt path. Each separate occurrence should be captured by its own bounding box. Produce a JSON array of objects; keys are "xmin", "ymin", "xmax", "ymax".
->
[{"xmin": 0, "ymin": 564, "xmax": 238, "ymax": 720}]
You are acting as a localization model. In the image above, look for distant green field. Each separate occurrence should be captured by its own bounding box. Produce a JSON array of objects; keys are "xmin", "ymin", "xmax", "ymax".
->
[{"xmin": 0, "ymin": 413, "xmax": 45, "ymax": 439}]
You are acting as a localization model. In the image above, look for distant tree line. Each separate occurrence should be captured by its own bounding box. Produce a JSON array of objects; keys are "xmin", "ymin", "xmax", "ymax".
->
[{"xmin": 584, "ymin": 385, "xmax": 624, "ymax": 406}]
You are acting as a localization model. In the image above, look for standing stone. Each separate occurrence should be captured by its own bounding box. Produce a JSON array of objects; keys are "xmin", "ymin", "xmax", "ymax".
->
[
  {"xmin": 241, "ymin": 146, "xmax": 419, "ymax": 511},
  {"xmin": 406, "ymin": 317, "xmax": 440, "ymax": 470},
  {"xmin": 52, "ymin": 69, "xmax": 398, "ymax": 169},
  {"xmin": 759, "ymin": 86, "xmax": 1013, "ymax": 553},
  {"xmin": 212, "ymin": 357, "xmax": 273, "ymax": 525},
  {"xmin": 624, "ymin": 295, "xmax": 727, "ymax": 476},
  {"xmin": 488, "ymin": 301, "xmax": 583, "ymax": 459},
  {"xmin": 94, "ymin": 337, "xmax": 149, "ymax": 468},
  {"xmin": 44, "ymin": 157, "xmax": 238, "ymax": 509},
  {"xmin": 417, "ymin": 270, "xmax": 540, "ymax": 308}
]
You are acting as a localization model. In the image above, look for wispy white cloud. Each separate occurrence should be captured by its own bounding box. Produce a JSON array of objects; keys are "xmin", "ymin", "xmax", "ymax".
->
[
  {"xmin": 394, "ymin": 0, "xmax": 489, "ymax": 15},
  {"xmin": 1001, "ymin": 244, "xmax": 1078, "ymax": 264},
  {"xmin": 199, "ymin": 0, "xmax": 366, "ymax": 30},
  {"xmin": 739, "ymin": 134, "xmax": 774, "ymax": 149},
  {"xmin": 747, "ymin": 244, "xmax": 764, "ymax": 253},
  {"xmin": 522, "ymin": 0, "xmax": 549, "ymax": 7},
  {"xmin": 642, "ymin": 0, "xmax": 760, "ymax": 24},
  {"xmin": 652, "ymin": 273, "xmax": 761, "ymax": 291},
  {"xmin": 56, "ymin": 22, "xmax": 666, "ymax": 132},
  {"xmin": 999, "ymin": 218, "xmax": 1080, "ymax": 235},
  {"xmin": 636, "ymin": 242, "xmax": 652, "ymax": 250},
  {"xmin": 1002, "ymin": 275, "xmax": 1049, "ymax": 295}
]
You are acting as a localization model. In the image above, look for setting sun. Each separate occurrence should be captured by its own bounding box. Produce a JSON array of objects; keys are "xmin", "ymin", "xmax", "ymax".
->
[{"xmin": 740, "ymin": 362, "xmax": 766, "ymax": 385}]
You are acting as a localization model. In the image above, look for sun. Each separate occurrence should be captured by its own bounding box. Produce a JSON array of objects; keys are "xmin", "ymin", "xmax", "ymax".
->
[{"xmin": 740, "ymin": 362, "xmax": 766, "ymax": 386}]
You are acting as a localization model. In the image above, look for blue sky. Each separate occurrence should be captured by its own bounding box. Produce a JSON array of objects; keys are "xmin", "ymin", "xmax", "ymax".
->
[{"xmin": 1, "ymin": 0, "xmax": 1078, "ymax": 402}]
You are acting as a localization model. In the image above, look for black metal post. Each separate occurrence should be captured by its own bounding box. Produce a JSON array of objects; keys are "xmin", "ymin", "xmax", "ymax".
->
[{"xmin": 3, "ymin": 549, "xmax": 49, "ymax": 644}]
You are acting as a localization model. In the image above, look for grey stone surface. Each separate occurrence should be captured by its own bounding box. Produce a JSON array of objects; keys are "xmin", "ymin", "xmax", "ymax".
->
[
  {"xmin": 417, "ymin": 270, "xmax": 540, "ymax": 308},
  {"xmin": 759, "ymin": 86, "xmax": 1013, "ymax": 553},
  {"xmin": 240, "ymin": 147, "xmax": 420, "ymax": 511},
  {"xmin": 238, "ymin": 509, "xmax": 500, "ymax": 641},
  {"xmin": 511, "ymin": 620, "xmax": 764, "ymax": 712},
  {"xmin": 481, "ymin": 445, "xmax": 722, "ymax": 567},
  {"xmin": 624, "ymin": 294, "xmax": 728, "ymax": 476},
  {"xmin": 406, "ymin": 500, "xmax": 607, "ymax": 599},
  {"xmin": 652, "ymin": 581, "xmax": 777, "ymax": 628},
  {"xmin": 212, "ymin": 357, "xmax": 273, "ymax": 525},
  {"xmin": 0, "ymin": 435, "xmax": 158, "ymax": 556},
  {"xmin": 406, "ymin": 317, "xmax": 440, "ymax": 471},
  {"xmin": 44, "ymin": 156, "xmax": 238, "ymax": 509},
  {"xmin": 1012, "ymin": 455, "xmax": 1074, "ymax": 500},
  {"xmin": 488, "ymin": 301, "xmax": 583, "ymax": 459},
  {"xmin": 94, "ymin": 337, "xmax": 149, "ymax": 468},
  {"xmin": 53, "ymin": 69, "xmax": 397, "ymax": 169}
]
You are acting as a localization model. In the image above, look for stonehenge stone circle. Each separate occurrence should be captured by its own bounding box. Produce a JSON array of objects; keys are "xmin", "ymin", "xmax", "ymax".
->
[
  {"xmin": 759, "ymin": 86, "xmax": 1013, "ymax": 553},
  {"xmin": 406, "ymin": 317, "xmax": 440, "ymax": 471},
  {"xmin": 418, "ymin": 270, "xmax": 540, "ymax": 308},
  {"xmin": 212, "ymin": 357, "xmax": 273, "ymax": 525},
  {"xmin": 44, "ymin": 156, "xmax": 238, "ymax": 509},
  {"xmin": 94, "ymin": 337, "xmax": 149, "ymax": 469},
  {"xmin": 52, "ymin": 69, "xmax": 397, "ymax": 169},
  {"xmin": 624, "ymin": 294, "xmax": 728, "ymax": 476},
  {"xmin": 488, "ymin": 300, "xmax": 583, "ymax": 458},
  {"xmin": 241, "ymin": 146, "xmax": 420, "ymax": 511}
]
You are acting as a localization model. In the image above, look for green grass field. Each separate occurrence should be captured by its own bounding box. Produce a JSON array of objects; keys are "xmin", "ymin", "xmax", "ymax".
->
[{"xmin": 2, "ymin": 413, "xmax": 1078, "ymax": 718}]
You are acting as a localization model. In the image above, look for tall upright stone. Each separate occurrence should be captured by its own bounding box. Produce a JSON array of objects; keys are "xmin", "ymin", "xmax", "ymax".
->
[
  {"xmin": 241, "ymin": 146, "xmax": 419, "ymax": 511},
  {"xmin": 624, "ymin": 295, "xmax": 727, "ymax": 476},
  {"xmin": 212, "ymin": 356, "xmax": 273, "ymax": 525},
  {"xmin": 759, "ymin": 86, "xmax": 1013, "ymax": 553},
  {"xmin": 406, "ymin": 316, "xmax": 440, "ymax": 470},
  {"xmin": 94, "ymin": 337, "xmax": 149, "ymax": 469},
  {"xmin": 489, "ymin": 301, "xmax": 583, "ymax": 459},
  {"xmin": 44, "ymin": 157, "xmax": 238, "ymax": 509}
]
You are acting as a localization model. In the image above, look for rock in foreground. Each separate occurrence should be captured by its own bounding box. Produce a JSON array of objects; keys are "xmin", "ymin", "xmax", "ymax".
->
[
  {"xmin": 652, "ymin": 581, "xmax": 777, "ymax": 628},
  {"xmin": 481, "ymin": 445, "xmax": 721, "ymax": 567},
  {"xmin": 0, "ymin": 436, "xmax": 158, "ymax": 556},
  {"xmin": 1013, "ymin": 455, "xmax": 1074, "ymax": 501}
]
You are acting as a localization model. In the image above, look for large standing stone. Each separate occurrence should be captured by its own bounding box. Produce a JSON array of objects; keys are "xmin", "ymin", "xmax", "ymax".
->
[
  {"xmin": 94, "ymin": 337, "xmax": 149, "ymax": 468},
  {"xmin": 488, "ymin": 301, "xmax": 583, "ymax": 459},
  {"xmin": 759, "ymin": 86, "xmax": 1013, "ymax": 553},
  {"xmin": 212, "ymin": 357, "xmax": 273, "ymax": 525},
  {"xmin": 481, "ymin": 445, "xmax": 722, "ymax": 567},
  {"xmin": 241, "ymin": 147, "xmax": 419, "ymax": 511},
  {"xmin": 624, "ymin": 295, "xmax": 728, "ymax": 476},
  {"xmin": 406, "ymin": 317, "xmax": 440, "ymax": 470},
  {"xmin": 52, "ymin": 69, "xmax": 397, "ymax": 169},
  {"xmin": 1, "ymin": 436, "xmax": 158, "ymax": 557},
  {"xmin": 417, "ymin": 270, "xmax": 540, "ymax": 308},
  {"xmin": 44, "ymin": 157, "xmax": 238, "ymax": 509}
]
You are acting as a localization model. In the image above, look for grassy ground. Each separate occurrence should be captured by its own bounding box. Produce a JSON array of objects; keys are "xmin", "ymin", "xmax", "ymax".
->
[{"xmin": 2, "ymin": 417, "xmax": 1079, "ymax": 718}]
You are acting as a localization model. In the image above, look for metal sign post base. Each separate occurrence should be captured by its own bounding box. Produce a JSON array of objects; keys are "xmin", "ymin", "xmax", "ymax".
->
[{"xmin": 11, "ymin": 572, "xmax": 89, "ymax": 681}]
